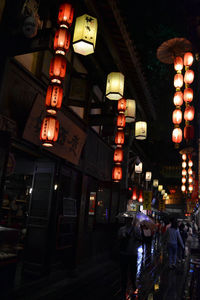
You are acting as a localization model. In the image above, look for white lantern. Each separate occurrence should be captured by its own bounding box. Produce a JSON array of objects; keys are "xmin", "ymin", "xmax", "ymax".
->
[
  {"xmin": 72, "ymin": 14, "xmax": 98, "ymax": 56},
  {"xmin": 135, "ymin": 162, "xmax": 143, "ymax": 174},
  {"xmin": 106, "ymin": 72, "xmax": 124, "ymax": 100},
  {"xmin": 181, "ymin": 185, "xmax": 186, "ymax": 192},
  {"xmin": 153, "ymin": 179, "xmax": 159, "ymax": 187},
  {"xmin": 135, "ymin": 121, "xmax": 147, "ymax": 140},
  {"xmin": 125, "ymin": 99, "xmax": 136, "ymax": 122},
  {"xmin": 182, "ymin": 161, "xmax": 187, "ymax": 169},
  {"xmin": 145, "ymin": 171, "xmax": 152, "ymax": 181},
  {"xmin": 161, "ymin": 189, "xmax": 165, "ymax": 195},
  {"xmin": 158, "ymin": 185, "xmax": 163, "ymax": 192}
]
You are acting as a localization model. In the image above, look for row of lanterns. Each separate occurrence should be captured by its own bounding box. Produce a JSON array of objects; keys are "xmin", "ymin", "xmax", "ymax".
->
[
  {"xmin": 172, "ymin": 52, "xmax": 195, "ymax": 147},
  {"xmin": 181, "ymin": 153, "xmax": 194, "ymax": 193}
]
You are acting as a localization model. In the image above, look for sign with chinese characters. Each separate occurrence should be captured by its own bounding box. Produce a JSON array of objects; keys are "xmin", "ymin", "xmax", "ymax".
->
[
  {"xmin": 143, "ymin": 191, "xmax": 152, "ymax": 210},
  {"xmin": 23, "ymin": 93, "xmax": 87, "ymax": 165}
]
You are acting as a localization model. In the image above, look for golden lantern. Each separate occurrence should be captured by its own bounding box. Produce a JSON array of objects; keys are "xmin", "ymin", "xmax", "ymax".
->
[
  {"xmin": 49, "ymin": 55, "xmax": 67, "ymax": 84},
  {"xmin": 183, "ymin": 88, "xmax": 193, "ymax": 103},
  {"xmin": 181, "ymin": 185, "xmax": 186, "ymax": 192},
  {"xmin": 117, "ymin": 98, "xmax": 126, "ymax": 114},
  {"xmin": 135, "ymin": 162, "xmax": 143, "ymax": 174},
  {"xmin": 188, "ymin": 159, "xmax": 193, "ymax": 167},
  {"xmin": 40, "ymin": 116, "xmax": 59, "ymax": 147},
  {"xmin": 153, "ymin": 179, "xmax": 159, "ymax": 187},
  {"xmin": 172, "ymin": 127, "xmax": 182, "ymax": 144},
  {"xmin": 182, "ymin": 161, "xmax": 187, "ymax": 168},
  {"xmin": 145, "ymin": 171, "xmax": 152, "ymax": 181},
  {"xmin": 72, "ymin": 14, "xmax": 98, "ymax": 56},
  {"xmin": 174, "ymin": 56, "xmax": 183, "ymax": 72},
  {"xmin": 188, "ymin": 167, "xmax": 193, "ymax": 175},
  {"xmin": 57, "ymin": 3, "xmax": 74, "ymax": 28},
  {"xmin": 106, "ymin": 72, "xmax": 124, "ymax": 100},
  {"xmin": 172, "ymin": 109, "xmax": 182, "ymax": 124},
  {"xmin": 161, "ymin": 189, "xmax": 165, "ymax": 195},
  {"xmin": 158, "ymin": 185, "xmax": 163, "ymax": 192},
  {"xmin": 173, "ymin": 91, "xmax": 183, "ymax": 106},
  {"xmin": 183, "ymin": 52, "xmax": 194, "ymax": 67},
  {"xmin": 182, "ymin": 169, "xmax": 187, "ymax": 176},
  {"xmin": 182, "ymin": 154, "xmax": 187, "ymax": 160},
  {"xmin": 115, "ymin": 131, "xmax": 124, "ymax": 147},
  {"xmin": 45, "ymin": 84, "xmax": 63, "ymax": 115},
  {"xmin": 54, "ymin": 28, "xmax": 71, "ymax": 55},
  {"xmin": 116, "ymin": 114, "xmax": 126, "ymax": 130},
  {"xmin": 125, "ymin": 99, "xmax": 136, "ymax": 122},
  {"xmin": 112, "ymin": 166, "xmax": 122, "ymax": 182},
  {"xmin": 184, "ymin": 70, "xmax": 194, "ymax": 85},
  {"xmin": 113, "ymin": 147, "xmax": 123, "ymax": 164},
  {"xmin": 174, "ymin": 73, "xmax": 183, "ymax": 89},
  {"xmin": 135, "ymin": 121, "xmax": 147, "ymax": 140},
  {"xmin": 184, "ymin": 106, "xmax": 195, "ymax": 121},
  {"xmin": 182, "ymin": 177, "xmax": 186, "ymax": 184}
]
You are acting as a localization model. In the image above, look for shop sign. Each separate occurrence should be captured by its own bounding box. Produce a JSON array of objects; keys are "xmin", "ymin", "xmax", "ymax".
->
[{"xmin": 143, "ymin": 191, "xmax": 152, "ymax": 210}]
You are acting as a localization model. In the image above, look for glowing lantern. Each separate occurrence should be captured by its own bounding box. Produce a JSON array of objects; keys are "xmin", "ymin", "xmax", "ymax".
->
[
  {"xmin": 115, "ymin": 131, "xmax": 124, "ymax": 147},
  {"xmin": 57, "ymin": 3, "xmax": 74, "ymax": 28},
  {"xmin": 125, "ymin": 99, "xmax": 136, "ymax": 123},
  {"xmin": 112, "ymin": 166, "xmax": 122, "ymax": 182},
  {"xmin": 172, "ymin": 127, "xmax": 182, "ymax": 144},
  {"xmin": 182, "ymin": 154, "xmax": 187, "ymax": 160},
  {"xmin": 116, "ymin": 114, "xmax": 126, "ymax": 130},
  {"xmin": 113, "ymin": 148, "xmax": 123, "ymax": 164},
  {"xmin": 188, "ymin": 168, "xmax": 193, "ymax": 175},
  {"xmin": 184, "ymin": 70, "xmax": 194, "ymax": 85},
  {"xmin": 40, "ymin": 116, "xmax": 59, "ymax": 147},
  {"xmin": 158, "ymin": 185, "xmax": 163, "ymax": 192},
  {"xmin": 172, "ymin": 109, "xmax": 182, "ymax": 124},
  {"xmin": 106, "ymin": 72, "xmax": 124, "ymax": 100},
  {"xmin": 181, "ymin": 185, "xmax": 186, "ymax": 192},
  {"xmin": 188, "ymin": 184, "xmax": 193, "ymax": 192},
  {"xmin": 184, "ymin": 106, "xmax": 195, "ymax": 121},
  {"xmin": 183, "ymin": 88, "xmax": 193, "ymax": 103},
  {"xmin": 188, "ymin": 160, "xmax": 193, "ymax": 167},
  {"xmin": 184, "ymin": 125, "xmax": 194, "ymax": 140},
  {"xmin": 161, "ymin": 189, "xmax": 165, "ymax": 195},
  {"xmin": 118, "ymin": 98, "xmax": 126, "ymax": 114},
  {"xmin": 45, "ymin": 85, "xmax": 63, "ymax": 114},
  {"xmin": 132, "ymin": 188, "xmax": 137, "ymax": 200},
  {"xmin": 135, "ymin": 162, "xmax": 143, "ymax": 174},
  {"xmin": 153, "ymin": 179, "xmax": 159, "ymax": 187},
  {"xmin": 174, "ymin": 73, "xmax": 183, "ymax": 89},
  {"xmin": 182, "ymin": 169, "xmax": 187, "ymax": 176},
  {"xmin": 173, "ymin": 91, "xmax": 183, "ymax": 106},
  {"xmin": 174, "ymin": 56, "xmax": 183, "ymax": 72},
  {"xmin": 188, "ymin": 176, "xmax": 193, "ymax": 183},
  {"xmin": 54, "ymin": 28, "xmax": 71, "ymax": 55},
  {"xmin": 138, "ymin": 190, "xmax": 143, "ymax": 203},
  {"xmin": 182, "ymin": 177, "xmax": 186, "ymax": 184},
  {"xmin": 49, "ymin": 55, "xmax": 67, "ymax": 84},
  {"xmin": 145, "ymin": 171, "xmax": 152, "ymax": 181},
  {"xmin": 72, "ymin": 14, "xmax": 98, "ymax": 56},
  {"xmin": 135, "ymin": 121, "xmax": 147, "ymax": 140},
  {"xmin": 182, "ymin": 161, "xmax": 187, "ymax": 168},
  {"xmin": 184, "ymin": 52, "xmax": 193, "ymax": 67}
]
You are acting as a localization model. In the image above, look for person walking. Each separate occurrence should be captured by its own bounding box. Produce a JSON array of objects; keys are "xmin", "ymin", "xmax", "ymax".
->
[
  {"xmin": 177, "ymin": 223, "xmax": 187, "ymax": 262},
  {"xmin": 118, "ymin": 215, "xmax": 141, "ymax": 299}
]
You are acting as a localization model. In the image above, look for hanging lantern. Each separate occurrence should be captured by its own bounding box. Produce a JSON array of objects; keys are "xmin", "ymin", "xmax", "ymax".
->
[
  {"xmin": 172, "ymin": 127, "xmax": 182, "ymax": 144},
  {"xmin": 188, "ymin": 159, "xmax": 193, "ymax": 167},
  {"xmin": 181, "ymin": 185, "xmax": 186, "ymax": 192},
  {"xmin": 161, "ymin": 189, "xmax": 165, "ymax": 195},
  {"xmin": 182, "ymin": 177, "xmax": 186, "ymax": 184},
  {"xmin": 182, "ymin": 169, "xmax": 187, "ymax": 176},
  {"xmin": 188, "ymin": 167, "xmax": 193, "ymax": 175},
  {"xmin": 184, "ymin": 125, "xmax": 194, "ymax": 140},
  {"xmin": 174, "ymin": 56, "xmax": 183, "ymax": 72},
  {"xmin": 135, "ymin": 121, "xmax": 147, "ymax": 140},
  {"xmin": 112, "ymin": 166, "xmax": 122, "ymax": 182},
  {"xmin": 106, "ymin": 72, "xmax": 124, "ymax": 100},
  {"xmin": 135, "ymin": 162, "xmax": 143, "ymax": 174},
  {"xmin": 117, "ymin": 98, "xmax": 126, "ymax": 114},
  {"xmin": 40, "ymin": 116, "xmax": 59, "ymax": 147},
  {"xmin": 184, "ymin": 106, "xmax": 195, "ymax": 121},
  {"xmin": 182, "ymin": 154, "xmax": 187, "ymax": 160},
  {"xmin": 188, "ymin": 184, "xmax": 193, "ymax": 193},
  {"xmin": 132, "ymin": 187, "xmax": 137, "ymax": 200},
  {"xmin": 125, "ymin": 99, "xmax": 136, "ymax": 123},
  {"xmin": 172, "ymin": 109, "xmax": 182, "ymax": 124},
  {"xmin": 173, "ymin": 91, "xmax": 183, "ymax": 106},
  {"xmin": 145, "ymin": 171, "xmax": 152, "ymax": 181},
  {"xmin": 188, "ymin": 176, "xmax": 193, "ymax": 183},
  {"xmin": 158, "ymin": 185, "xmax": 163, "ymax": 192},
  {"xmin": 116, "ymin": 114, "xmax": 126, "ymax": 130},
  {"xmin": 72, "ymin": 14, "xmax": 98, "ymax": 56},
  {"xmin": 113, "ymin": 147, "xmax": 123, "ymax": 164},
  {"xmin": 182, "ymin": 161, "xmax": 187, "ymax": 168},
  {"xmin": 184, "ymin": 70, "xmax": 194, "ymax": 85},
  {"xmin": 183, "ymin": 88, "xmax": 193, "ymax": 103},
  {"xmin": 54, "ymin": 28, "xmax": 71, "ymax": 55},
  {"xmin": 138, "ymin": 190, "xmax": 143, "ymax": 203},
  {"xmin": 174, "ymin": 73, "xmax": 183, "ymax": 89},
  {"xmin": 49, "ymin": 55, "xmax": 67, "ymax": 84},
  {"xmin": 57, "ymin": 3, "xmax": 74, "ymax": 28},
  {"xmin": 184, "ymin": 52, "xmax": 194, "ymax": 67},
  {"xmin": 153, "ymin": 179, "xmax": 159, "ymax": 187},
  {"xmin": 45, "ymin": 84, "xmax": 63, "ymax": 115},
  {"xmin": 115, "ymin": 131, "xmax": 124, "ymax": 147}
]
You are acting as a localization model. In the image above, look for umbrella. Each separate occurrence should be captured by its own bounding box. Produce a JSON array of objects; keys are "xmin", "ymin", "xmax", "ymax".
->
[{"xmin": 135, "ymin": 212, "xmax": 156, "ymax": 230}]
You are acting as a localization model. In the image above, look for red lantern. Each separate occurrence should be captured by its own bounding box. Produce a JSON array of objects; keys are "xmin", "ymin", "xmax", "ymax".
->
[
  {"xmin": 182, "ymin": 169, "xmax": 187, "ymax": 176},
  {"xmin": 182, "ymin": 177, "xmax": 186, "ymax": 184},
  {"xmin": 172, "ymin": 109, "xmax": 182, "ymax": 124},
  {"xmin": 138, "ymin": 190, "xmax": 143, "ymax": 203},
  {"xmin": 182, "ymin": 154, "xmax": 187, "ymax": 160},
  {"xmin": 118, "ymin": 98, "xmax": 127, "ymax": 114},
  {"xmin": 184, "ymin": 69, "xmax": 194, "ymax": 85},
  {"xmin": 174, "ymin": 56, "xmax": 183, "ymax": 72},
  {"xmin": 183, "ymin": 88, "xmax": 193, "ymax": 103},
  {"xmin": 188, "ymin": 176, "xmax": 193, "ymax": 184},
  {"xmin": 49, "ymin": 55, "xmax": 67, "ymax": 84},
  {"xmin": 188, "ymin": 184, "xmax": 193, "ymax": 192},
  {"xmin": 184, "ymin": 106, "xmax": 195, "ymax": 121},
  {"xmin": 184, "ymin": 52, "xmax": 193, "ymax": 67},
  {"xmin": 184, "ymin": 125, "xmax": 194, "ymax": 140},
  {"xmin": 132, "ymin": 187, "xmax": 137, "ymax": 200},
  {"xmin": 174, "ymin": 73, "xmax": 183, "ymax": 89},
  {"xmin": 172, "ymin": 127, "xmax": 182, "ymax": 144},
  {"xmin": 173, "ymin": 91, "xmax": 183, "ymax": 106},
  {"xmin": 115, "ymin": 131, "xmax": 124, "ymax": 147},
  {"xmin": 57, "ymin": 3, "xmax": 74, "ymax": 28},
  {"xmin": 188, "ymin": 168, "xmax": 193, "ymax": 175},
  {"xmin": 113, "ymin": 148, "xmax": 123, "ymax": 164},
  {"xmin": 54, "ymin": 28, "xmax": 71, "ymax": 55},
  {"xmin": 45, "ymin": 85, "xmax": 63, "ymax": 114},
  {"xmin": 116, "ymin": 114, "xmax": 126, "ymax": 130},
  {"xmin": 112, "ymin": 166, "xmax": 122, "ymax": 182},
  {"xmin": 40, "ymin": 116, "xmax": 59, "ymax": 147}
]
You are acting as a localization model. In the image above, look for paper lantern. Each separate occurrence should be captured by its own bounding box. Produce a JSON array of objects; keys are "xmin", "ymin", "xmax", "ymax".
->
[
  {"xmin": 161, "ymin": 189, "xmax": 165, "ymax": 195},
  {"xmin": 184, "ymin": 125, "xmax": 194, "ymax": 140},
  {"xmin": 182, "ymin": 154, "xmax": 187, "ymax": 160},
  {"xmin": 188, "ymin": 168, "xmax": 193, "ymax": 175},
  {"xmin": 117, "ymin": 98, "xmax": 126, "ymax": 114},
  {"xmin": 158, "ymin": 185, "xmax": 163, "ymax": 192},
  {"xmin": 72, "ymin": 14, "xmax": 98, "ymax": 56},
  {"xmin": 153, "ymin": 179, "xmax": 159, "ymax": 187},
  {"xmin": 182, "ymin": 161, "xmax": 187, "ymax": 168},
  {"xmin": 172, "ymin": 109, "xmax": 182, "ymax": 124},
  {"xmin": 106, "ymin": 72, "xmax": 124, "ymax": 100},
  {"xmin": 54, "ymin": 28, "xmax": 71, "ymax": 55},
  {"xmin": 188, "ymin": 184, "xmax": 193, "ymax": 192},
  {"xmin": 182, "ymin": 169, "xmax": 187, "ymax": 176},
  {"xmin": 184, "ymin": 106, "xmax": 195, "ymax": 121},
  {"xmin": 138, "ymin": 190, "xmax": 143, "ymax": 203},
  {"xmin": 57, "ymin": 3, "xmax": 74, "ymax": 28},
  {"xmin": 45, "ymin": 85, "xmax": 63, "ymax": 114},
  {"xmin": 125, "ymin": 99, "xmax": 136, "ymax": 122},
  {"xmin": 113, "ymin": 148, "xmax": 123, "ymax": 164},
  {"xmin": 112, "ymin": 166, "xmax": 122, "ymax": 182},
  {"xmin": 116, "ymin": 114, "xmax": 126, "ymax": 130},
  {"xmin": 183, "ymin": 88, "xmax": 193, "ymax": 103},
  {"xmin": 188, "ymin": 159, "xmax": 193, "ymax": 167},
  {"xmin": 182, "ymin": 177, "xmax": 186, "ymax": 184},
  {"xmin": 135, "ymin": 121, "xmax": 147, "ymax": 140},
  {"xmin": 174, "ymin": 73, "xmax": 183, "ymax": 89},
  {"xmin": 135, "ymin": 162, "xmax": 143, "ymax": 174},
  {"xmin": 188, "ymin": 176, "xmax": 193, "ymax": 183},
  {"xmin": 145, "ymin": 171, "xmax": 152, "ymax": 181},
  {"xmin": 173, "ymin": 91, "xmax": 183, "ymax": 106},
  {"xmin": 115, "ymin": 131, "xmax": 124, "ymax": 147},
  {"xmin": 40, "ymin": 116, "xmax": 59, "ymax": 147},
  {"xmin": 184, "ymin": 70, "xmax": 194, "ymax": 85},
  {"xmin": 49, "ymin": 55, "xmax": 67, "ymax": 84},
  {"xmin": 174, "ymin": 56, "xmax": 183, "ymax": 72},
  {"xmin": 184, "ymin": 52, "xmax": 193, "ymax": 67},
  {"xmin": 132, "ymin": 187, "xmax": 137, "ymax": 200},
  {"xmin": 181, "ymin": 185, "xmax": 186, "ymax": 192},
  {"xmin": 172, "ymin": 127, "xmax": 182, "ymax": 144}
]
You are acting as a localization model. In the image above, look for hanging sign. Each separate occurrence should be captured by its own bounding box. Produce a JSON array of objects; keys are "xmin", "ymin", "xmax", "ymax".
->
[{"xmin": 143, "ymin": 191, "xmax": 152, "ymax": 210}]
